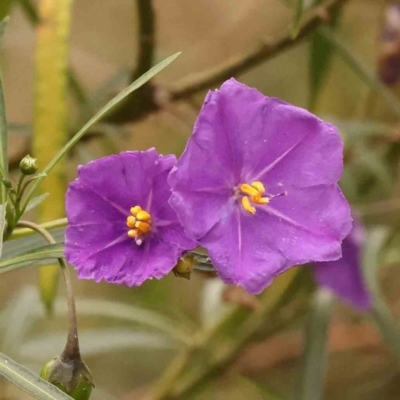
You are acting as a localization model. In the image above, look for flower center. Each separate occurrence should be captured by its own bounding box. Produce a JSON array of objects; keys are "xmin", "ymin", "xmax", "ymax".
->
[
  {"xmin": 126, "ymin": 205, "xmax": 152, "ymax": 245},
  {"xmin": 239, "ymin": 181, "xmax": 269, "ymax": 214}
]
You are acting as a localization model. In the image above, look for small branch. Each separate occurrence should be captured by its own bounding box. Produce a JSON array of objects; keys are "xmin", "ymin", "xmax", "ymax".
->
[
  {"xmin": 105, "ymin": 0, "xmax": 156, "ymax": 123},
  {"xmin": 8, "ymin": 217, "xmax": 68, "ymax": 240},
  {"xmin": 132, "ymin": 0, "xmax": 155, "ymax": 80},
  {"xmin": 168, "ymin": 0, "xmax": 349, "ymax": 100},
  {"xmin": 16, "ymin": 220, "xmax": 80, "ymax": 361}
]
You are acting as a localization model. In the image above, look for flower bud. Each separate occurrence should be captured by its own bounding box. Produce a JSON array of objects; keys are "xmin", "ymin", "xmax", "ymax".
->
[
  {"xmin": 173, "ymin": 255, "xmax": 195, "ymax": 280},
  {"xmin": 1, "ymin": 178, "xmax": 12, "ymax": 189},
  {"xmin": 19, "ymin": 154, "xmax": 38, "ymax": 175},
  {"xmin": 40, "ymin": 357, "xmax": 94, "ymax": 400}
]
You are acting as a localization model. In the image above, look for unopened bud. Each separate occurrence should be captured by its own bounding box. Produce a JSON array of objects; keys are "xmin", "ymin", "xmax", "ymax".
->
[
  {"xmin": 1, "ymin": 178, "xmax": 12, "ymax": 189},
  {"xmin": 19, "ymin": 155, "xmax": 38, "ymax": 175},
  {"xmin": 173, "ymin": 255, "xmax": 195, "ymax": 280},
  {"xmin": 40, "ymin": 357, "xmax": 94, "ymax": 400}
]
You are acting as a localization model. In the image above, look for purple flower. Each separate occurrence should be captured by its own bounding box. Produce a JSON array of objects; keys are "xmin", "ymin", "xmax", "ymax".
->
[
  {"xmin": 313, "ymin": 219, "xmax": 371, "ymax": 311},
  {"xmin": 65, "ymin": 148, "xmax": 195, "ymax": 286},
  {"xmin": 169, "ymin": 78, "xmax": 352, "ymax": 294}
]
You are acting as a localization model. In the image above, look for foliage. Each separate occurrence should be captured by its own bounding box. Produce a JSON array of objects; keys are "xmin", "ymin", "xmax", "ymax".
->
[{"xmin": 1, "ymin": 1, "xmax": 400, "ymax": 400}]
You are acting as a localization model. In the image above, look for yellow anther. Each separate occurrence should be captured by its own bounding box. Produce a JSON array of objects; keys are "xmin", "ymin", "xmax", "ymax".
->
[
  {"xmin": 251, "ymin": 181, "xmax": 265, "ymax": 193},
  {"xmin": 241, "ymin": 196, "xmax": 256, "ymax": 214},
  {"xmin": 136, "ymin": 210, "xmax": 152, "ymax": 222},
  {"xmin": 127, "ymin": 229, "xmax": 139, "ymax": 238},
  {"xmin": 130, "ymin": 205, "xmax": 142, "ymax": 216},
  {"xmin": 135, "ymin": 221, "xmax": 151, "ymax": 233},
  {"xmin": 240, "ymin": 183, "xmax": 260, "ymax": 198},
  {"xmin": 253, "ymin": 196, "xmax": 270, "ymax": 205},
  {"xmin": 126, "ymin": 215, "xmax": 136, "ymax": 228}
]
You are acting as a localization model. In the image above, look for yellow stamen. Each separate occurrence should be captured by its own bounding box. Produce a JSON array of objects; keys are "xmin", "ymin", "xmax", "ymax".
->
[
  {"xmin": 127, "ymin": 205, "xmax": 153, "ymax": 239},
  {"xmin": 253, "ymin": 196, "xmax": 270, "ymax": 205},
  {"xmin": 136, "ymin": 210, "xmax": 152, "ymax": 222},
  {"xmin": 251, "ymin": 181, "xmax": 265, "ymax": 193},
  {"xmin": 240, "ymin": 183, "xmax": 260, "ymax": 198},
  {"xmin": 135, "ymin": 221, "xmax": 151, "ymax": 233},
  {"xmin": 126, "ymin": 215, "xmax": 136, "ymax": 228},
  {"xmin": 241, "ymin": 196, "xmax": 256, "ymax": 214},
  {"xmin": 127, "ymin": 229, "xmax": 139, "ymax": 238},
  {"xmin": 130, "ymin": 205, "xmax": 142, "ymax": 216}
]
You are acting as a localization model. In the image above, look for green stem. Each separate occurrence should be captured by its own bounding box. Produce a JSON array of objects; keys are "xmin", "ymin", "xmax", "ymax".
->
[
  {"xmin": 8, "ymin": 218, "xmax": 68, "ymax": 240},
  {"xmin": 15, "ymin": 220, "xmax": 80, "ymax": 361}
]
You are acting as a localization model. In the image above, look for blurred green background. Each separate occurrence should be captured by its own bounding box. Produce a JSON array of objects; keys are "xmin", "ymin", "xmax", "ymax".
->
[{"xmin": 1, "ymin": 0, "xmax": 400, "ymax": 399}]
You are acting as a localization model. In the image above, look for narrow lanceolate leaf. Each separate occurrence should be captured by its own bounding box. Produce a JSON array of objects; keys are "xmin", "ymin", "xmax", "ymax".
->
[
  {"xmin": 33, "ymin": 0, "xmax": 73, "ymax": 312},
  {"xmin": 292, "ymin": 0, "xmax": 304, "ymax": 38},
  {"xmin": 23, "ymin": 52, "xmax": 181, "ymax": 211},
  {"xmin": 0, "ymin": 203, "xmax": 6, "ymax": 258},
  {"xmin": 363, "ymin": 228, "xmax": 400, "ymax": 364},
  {"xmin": 17, "ymin": 0, "xmax": 40, "ymax": 25},
  {"xmin": 294, "ymin": 289, "xmax": 334, "ymax": 400},
  {"xmin": 0, "ymin": 243, "xmax": 63, "ymax": 274},
  {"xmin": 25, "ymin": 192, "xmax": 50, "ymax": 212},
  {"xmin": 0, "ymin": 18, "xmax": 10, "ymax": 205},
  {"xmin": 0, "ymin": 352, "xmax": 73, "ymax": 400},
  {"xmin": 3, "ymin": 226, "xmax": 65, "ymax": 258},
  {"xmin": 309, "ymin": 0, "xmax": 341, "ymax": 110}
]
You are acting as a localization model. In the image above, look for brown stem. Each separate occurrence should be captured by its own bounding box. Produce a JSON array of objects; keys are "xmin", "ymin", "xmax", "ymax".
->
[
  {"xmin": 168, "ymin": 0, "xmax": 348, "ymax": 100},
  {"xmin": 16, "ymin": 220, "xmax": 80, "ymax": 361},
  {"xmin": 105, "ymin": 0, "xmax": 156, "ymax": 123}
]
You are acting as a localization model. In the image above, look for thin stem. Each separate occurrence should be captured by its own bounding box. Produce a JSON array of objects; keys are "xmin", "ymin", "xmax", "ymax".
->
[
  {"xmin": 16, "ymin": 220, "xmax": 80, "ymax": 361},
  {"xmin": 8, "ymin": 218, "xmax": 68, "ymax": 240},
  {"xmin": 169, "ymin": 0, "xmax": 349, "ymax": 100},
  {"xmin": 132, "ymin": 0, "xmax": 155, "ymax": 80}
]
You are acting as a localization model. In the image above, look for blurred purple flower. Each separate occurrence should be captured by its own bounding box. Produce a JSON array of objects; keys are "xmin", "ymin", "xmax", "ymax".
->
[
  {"xmin": 379, "ymin": 2, "xmax": 400, "ymax": 85},
  {"xmin": 169, "ymin": 78, "xmax": 352, "ymax": 294},
  {"xmin": 65, "ymin": 148, "xmax": 195, "ymax": 286},
  {"xmin": 313, "ymin": 219, "xmax": 371, "ymax": 311}
]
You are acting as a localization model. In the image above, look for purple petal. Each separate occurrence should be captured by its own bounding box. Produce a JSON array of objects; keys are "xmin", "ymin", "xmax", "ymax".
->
[
  {"xmin": 257, "ymin": 185, "xmax": 352, "ymax": 264},
  {"xmin": 72, "ymin": 235, "xmax": 183, "ymax": 286},
  {"xmin": 199, "ymin": 201, "xmax": 290, "ymax": 294},
  {"xmin": 313, "ymin": 219, "xmax": 371, "ymax": 310},
  {"xmin": 203, "ymin": 79, "xmax": 343, "ymax": 189}
]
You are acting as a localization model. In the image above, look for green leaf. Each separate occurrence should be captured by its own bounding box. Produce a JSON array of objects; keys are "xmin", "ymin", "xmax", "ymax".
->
[
  {"xmin": 356, "ymin": 145, "xmax": 393, "ymax": 195},
  {"xmin": 25, "ymin": 193, "xmax": 49, "ymax": 212},
  {"xmin": 319, "ymin": 26, "xmax": 400, "ymax": 120},
  {"xmin": 363, "ymin": 228, "xmax": 400, "ymax": 364},
  {"xmin": 0, "ymin": 352, "xmax": 73, "ymax": 400},
  {"xmin": 3, "ymin": 226, "xmax": 65, "ymax": 257},
  {"xmin": 0, "ymin": 203, "xmax": 6, "ymax": 257},
  {"xmin": 309, "ymin": 0, "xmax": 341, "ymax": 110},
  {"xmin": 291, "ymin": 0, "xmax": 304, "ymax": 38},
  {"xmin": 17, "ymin": 0, "xmax": 39, "ymax": 25},
  {"xmin": 0, "ymin": 243, "xmax": 63, "ymax": 274},
  {"xmin": 23, "ymin": 52, "xmax": 181, "ymax": 210},
  {"xmin": 0, "ymin": 19, "xmax": 10, "ymax": 205},
  {"xmin": 294, "ymin": 289, "xmax": 334, "ymax": 400}
]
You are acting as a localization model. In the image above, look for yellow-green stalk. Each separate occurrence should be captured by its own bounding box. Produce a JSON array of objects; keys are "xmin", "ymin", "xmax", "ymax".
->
[{"xmin": 33, "ymin": 0, "xmax": 73, "ymax": 312}]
